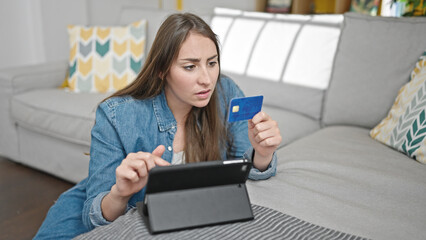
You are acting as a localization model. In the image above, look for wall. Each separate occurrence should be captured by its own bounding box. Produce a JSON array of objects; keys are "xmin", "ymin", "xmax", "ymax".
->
[
  {"xmin": 0, "ymin": 0, "xmax": 257, "ymax": 70},
  {"xmin": 0, "ymin": 0, "xmax": 43, "ymax": 69}
]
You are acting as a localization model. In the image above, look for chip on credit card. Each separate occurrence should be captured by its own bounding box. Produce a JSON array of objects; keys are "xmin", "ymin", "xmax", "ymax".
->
[{"xmin": 228, "ymin": 95, "xmax": 263, "ymax": 122}]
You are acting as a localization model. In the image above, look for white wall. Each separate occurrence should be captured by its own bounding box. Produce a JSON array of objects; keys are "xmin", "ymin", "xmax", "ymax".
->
[
  {"xmin": 0, "ymin": 0, "xmax": 256, "ymax": 70},
  {"xmin": 0, "ymin": 0, "xmax": 88, "ymax": 69},
  {"xmin": 0, "ymin": 0, "xmax": 41, "ymax": 69}
]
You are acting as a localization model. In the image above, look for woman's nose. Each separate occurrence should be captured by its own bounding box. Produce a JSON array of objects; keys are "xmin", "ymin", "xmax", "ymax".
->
[{"xmin": 197, "ymin": 67, "xmax": 211, "ymax": 85}]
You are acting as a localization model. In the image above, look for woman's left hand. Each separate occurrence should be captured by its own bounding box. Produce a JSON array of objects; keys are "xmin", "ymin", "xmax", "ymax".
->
[{"xmin": 248, "ymin": 111, "xmax": 282, "ymax": 162}]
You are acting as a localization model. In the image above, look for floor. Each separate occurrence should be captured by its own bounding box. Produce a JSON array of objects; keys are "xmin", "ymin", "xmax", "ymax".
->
[{"xmin": 0, "ymin": 156, "xmax": 74, "ymax": 240}]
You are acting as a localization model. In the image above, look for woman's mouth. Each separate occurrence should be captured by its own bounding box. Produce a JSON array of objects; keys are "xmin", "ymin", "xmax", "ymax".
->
[{"xmin": 196, "ymin": 89, "xmax": 211, "ymax": 99}]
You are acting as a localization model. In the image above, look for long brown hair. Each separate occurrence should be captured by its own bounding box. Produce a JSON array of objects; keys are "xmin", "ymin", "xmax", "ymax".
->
[{"xmin": 107, "ymin": 13, "xmax": 228, "ymax": 163}]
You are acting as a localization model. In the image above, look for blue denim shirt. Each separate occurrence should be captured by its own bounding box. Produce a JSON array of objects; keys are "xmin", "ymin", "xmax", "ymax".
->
[{"xmin": 82, "ymin": 75, "xmax": 277, "ymax": 230}]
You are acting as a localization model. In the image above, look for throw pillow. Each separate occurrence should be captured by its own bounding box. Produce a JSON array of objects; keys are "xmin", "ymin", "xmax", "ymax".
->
[
  {"xmin": 67, "ymin": 20, "xmax": 146, "ymax": 93},
  {"xmin": 370, "ymin": 51, "xmax": 426, "ymax": 164}
]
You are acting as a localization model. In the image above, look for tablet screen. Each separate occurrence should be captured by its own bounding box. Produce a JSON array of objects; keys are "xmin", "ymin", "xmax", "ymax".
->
[{"xmin": 145, "ymin": 159, "xmax": 252, "ymax": 194}]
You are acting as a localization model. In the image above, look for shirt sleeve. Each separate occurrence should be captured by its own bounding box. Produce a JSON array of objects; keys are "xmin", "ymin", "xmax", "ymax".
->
[
  {"xmin": 243, "ymin": 147, "xmax": 277, "ymax": 180},
  {"xmin": 88, "ymin": 191, "xmax": 112, "ymax": 226},
  {"xmin": 88, "ymin": 191, "xmax": 133, "ymax": 227},
  {"xmin": 82, "ymin": 102, "xmax": 128, "ymax": 230}
]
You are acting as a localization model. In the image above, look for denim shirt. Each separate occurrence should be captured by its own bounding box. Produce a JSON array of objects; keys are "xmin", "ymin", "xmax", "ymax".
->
[{"xmin": 82, "ymin": 75, "xmax": 277, "ymax": 230}]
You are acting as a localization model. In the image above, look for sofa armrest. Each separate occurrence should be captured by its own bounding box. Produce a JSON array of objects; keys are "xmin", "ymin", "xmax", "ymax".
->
[
  {"xmin": 0, "ymin": 60, "xmax": 68, "ymax": 161},
  {"xmin": 0, "ymin": 60, "xmax": 68, "ymax": 94}
]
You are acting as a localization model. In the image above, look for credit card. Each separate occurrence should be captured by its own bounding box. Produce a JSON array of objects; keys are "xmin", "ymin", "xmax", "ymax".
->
[{"xmin": 228, "ymin": 95, "xmax": 263, "ymax": 122}]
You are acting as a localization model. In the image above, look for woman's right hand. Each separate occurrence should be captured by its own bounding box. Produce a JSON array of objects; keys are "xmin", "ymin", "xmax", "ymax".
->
[
  {"xmin": 101, "ymin": 145, "xmax": 169, "ymax": 222},
  {"xmin": 113, "ymin": 145, "xmax": 170, "ymax": 198}
]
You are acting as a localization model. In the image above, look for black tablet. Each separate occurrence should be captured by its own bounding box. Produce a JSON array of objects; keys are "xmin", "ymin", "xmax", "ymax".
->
[
  {"xmin": 140, "ymin": 159, "xmax": 254, "ymax": 234},
  {"xmin": 144, "ymin": 159, "xmax": 252, "ymax": 194}
]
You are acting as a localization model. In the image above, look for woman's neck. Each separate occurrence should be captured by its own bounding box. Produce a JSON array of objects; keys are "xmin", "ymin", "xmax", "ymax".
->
[{"xmin": 164, "ymin": 88, "xmax": 191, "ymax": 125}]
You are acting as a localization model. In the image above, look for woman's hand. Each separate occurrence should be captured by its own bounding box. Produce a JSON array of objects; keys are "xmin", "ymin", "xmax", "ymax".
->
[
  {"xmin": 101, "ymin": 145, "xmax": 170, "ymax": 221},
  {"xmin": 114, "ymin": 145, "xmax": 170, "ymax": 198},
  {"xmin": 248, "ymin": 112, "xmax": 282, "ymax": 171}
]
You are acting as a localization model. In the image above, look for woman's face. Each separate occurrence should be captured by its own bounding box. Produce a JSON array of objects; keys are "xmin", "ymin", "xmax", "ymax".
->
[{"xmin": 164, "ymin": 31, "xmax": 219, "ymax": 114}]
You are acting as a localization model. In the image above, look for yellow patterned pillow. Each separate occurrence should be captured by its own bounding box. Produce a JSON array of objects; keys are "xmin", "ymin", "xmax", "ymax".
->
[
  {"xmin": 67, "ymin": 20, "xmax": 146, "ymax": 93},
  {"xmin": 370, "ymin": 51, "xmax": 426, "ymax": 164}
]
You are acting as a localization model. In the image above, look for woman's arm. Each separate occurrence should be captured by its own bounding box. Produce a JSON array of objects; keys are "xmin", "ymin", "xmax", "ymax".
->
[
  {"xmin": 82, "ymin": 103, "xmax": 127, "ymax": 230},
  {"xmin": 82, "ymin": 103, "xmax": 169, "ymax": 229},
  {"xmin": 219, "ymin": 75, "xmax": 280, "ymax": 180},
  {"xmin": 101, "ymin": 146, "xmax": 168, "ymax": 222}
]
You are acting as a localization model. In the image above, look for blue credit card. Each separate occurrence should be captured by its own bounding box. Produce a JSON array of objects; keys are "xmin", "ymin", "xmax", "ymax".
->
[{"xmin": 228, "ymin": 95, "xmax": 263, "ymax": 122}]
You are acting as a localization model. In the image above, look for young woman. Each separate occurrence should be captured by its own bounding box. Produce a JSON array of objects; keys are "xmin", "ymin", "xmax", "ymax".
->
[{"xmin": 35, "ymin": 12, "xmax": 281, "ymax": 239}]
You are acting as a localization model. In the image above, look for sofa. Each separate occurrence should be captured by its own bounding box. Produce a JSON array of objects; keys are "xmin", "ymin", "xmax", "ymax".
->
[{"xmin": 1, "ymin": 6, "xmax": 426, "ymax": 240}]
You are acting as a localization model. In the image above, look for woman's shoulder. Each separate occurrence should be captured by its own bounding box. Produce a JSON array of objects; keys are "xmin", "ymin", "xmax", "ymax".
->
[
  {"xmin": 218, "ymin": 74, "xmax": 245, "ymax": 98},
  {"xmin": 99, "ymin": 95, "xmax": 153, "ymax": 113},
  {"xmin": 218, "ymin": 74, "xmax": 236, "ymax": 88}
]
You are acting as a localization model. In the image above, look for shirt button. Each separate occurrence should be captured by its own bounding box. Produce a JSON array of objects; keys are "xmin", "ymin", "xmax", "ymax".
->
[{"xmin": 168, "ymin": 146, "xmax": 172, "ymax": 151}]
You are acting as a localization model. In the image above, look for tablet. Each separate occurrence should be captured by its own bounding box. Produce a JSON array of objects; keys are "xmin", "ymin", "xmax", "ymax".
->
[
  {"xmin": 145, "ymin": 159, "xmax": 252, "ymax": 194},
  {"xmin": 140, "ymin": 159, "xmax": 254, "ymax": 234}
]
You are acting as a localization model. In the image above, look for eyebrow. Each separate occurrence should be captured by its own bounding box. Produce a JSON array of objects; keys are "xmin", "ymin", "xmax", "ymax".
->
[{"xmin": 180, "ymin": 55, "xmax": 218, "ymax": 62}]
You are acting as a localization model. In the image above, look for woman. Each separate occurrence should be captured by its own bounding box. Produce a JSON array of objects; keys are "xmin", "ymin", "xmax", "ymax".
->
[{"xmin": 35, "ymin": 12, "xmax": 281, "ymax": 239}]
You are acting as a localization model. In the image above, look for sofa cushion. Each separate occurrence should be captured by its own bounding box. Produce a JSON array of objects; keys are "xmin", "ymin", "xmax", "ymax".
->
[
  {"xmin": 370, "ymin": 51, "xmax": 426, "ymax": 164},
  {"xmin": 211, "ymin": 8, "xmax": 343, "ymax": 120},
  {"xmin": 67, "ymin": 20, "xmax": 146, "ymax": 93},
  {"xmin": 11, "ymin": 89, "xmax": 108, "ymax": 146},
  {"xmin": 262, "ymin": 105, "xmax": 320, "ymax": 146},
  {"xmin": 323, "ymin": 13, "xmax": 426, "ymax": 128},
  {"xmin": 247, "ymin": 126, "xmax": 426, "ymax": 240},
  {"xmin": 9, "ymin": 88, "xmax": 317, "ymax": 149}
]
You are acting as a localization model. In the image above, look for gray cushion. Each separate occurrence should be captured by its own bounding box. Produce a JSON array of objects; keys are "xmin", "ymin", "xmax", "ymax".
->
[
  {"xmin": 247, "ymin": 126, "xmax": 426, "ymax": 240},
  {"xmin": 227, "ymin": 73, "xmax": 325, "ymax": 120},
  {"xmin": 323, "ymin": 13, "xmax": 426, "ymax": 128},
  {"xmin": 262, "ymin": 105, "xmax": 320, "ymax": 146},
  {"xmin": 11, "ymin": 89, "xmax": 108, "ymax": 146}
]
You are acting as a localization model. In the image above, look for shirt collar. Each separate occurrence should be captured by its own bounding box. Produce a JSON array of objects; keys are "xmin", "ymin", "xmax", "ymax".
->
[{"xmin": 152, "ymin": 90, "xmax": 177, "ymax": 132}]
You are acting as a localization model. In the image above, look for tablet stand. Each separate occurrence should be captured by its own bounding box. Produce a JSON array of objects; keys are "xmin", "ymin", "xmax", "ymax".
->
[
  {"xmin": 137, "ymin": 160, "xmax": 254, "ymax": 234},
  {"xmin": 138, "ymin": 183, "xmax": 253, "ymax": 234}
]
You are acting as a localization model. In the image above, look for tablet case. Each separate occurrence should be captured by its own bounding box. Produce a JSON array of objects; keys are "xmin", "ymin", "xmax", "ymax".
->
[{"xmin": 137, "ymin": 159, "xmax": 254, "ymax": 234}]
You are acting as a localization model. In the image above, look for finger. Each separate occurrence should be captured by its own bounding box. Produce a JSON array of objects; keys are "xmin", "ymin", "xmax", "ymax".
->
[
  {"xmin": 254, "ymin": 128, "xmax": 278, "ymax": 143},
  {"xmin": 126, "ymin": 151, "xmax": 150, "ymax": 161},
  {"xmin": 252, "ymin": 121, "xmax": 273, "ymax": 135},
  {"xmin": 126, "ymin": 152, "xmax": 137, "ymax": 160},
  {"xmin": 143, "ymin": 155, "xmax": 169, "ymax": 171},
  {"xmin": 251, "ymin": 111, "xmax": 270, "ymax": 125},
  {"xmin": 248, "ymin": 119, "xmax": 255, "ymax": 129},
  {"xmin": 258, "ymin": 135, "xmax": 282, "ymax": 148},
  {"xmin": 152, "ymin": 145, "xmax": 166, "ymax": 158},
  {"xmin": 146, "ymin": 145, "xmax": 168, "ymax": 169},
  {"xmin": 116, "ymin": 164, "xmax": 141, "ymax": 183},
  {"xmin": 124, "ymin": 158, "xmax": 148, "ymax": 178},
  {"xmin": 154, "ymin": 157, "xmax": 171, "ymax": 166},
  {"xmin": 131, "ymin": 150, "xmax": 169, "ymax": 170}
]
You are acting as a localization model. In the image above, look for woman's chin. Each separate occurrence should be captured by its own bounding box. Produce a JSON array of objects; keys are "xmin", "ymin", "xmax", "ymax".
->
[{"xmin": 192, "ymin": 98, "xmax": 211, "ymax": 108}]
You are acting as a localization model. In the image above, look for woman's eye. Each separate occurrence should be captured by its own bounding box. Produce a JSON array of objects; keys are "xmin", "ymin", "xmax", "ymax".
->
[
  {"xmin": 209, "ymin": 61, "xmax": 217, "ymax": 67},
  {"xmin": 184, "ymin": 65, "xmax": 195, "ymax": 70}
]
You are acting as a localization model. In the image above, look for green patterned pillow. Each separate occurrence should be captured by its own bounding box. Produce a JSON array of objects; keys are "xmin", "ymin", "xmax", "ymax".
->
[
  {"xmin": 371, "ymin": 51, "xmax": 426, "ymax": 164},
  {"xmin": 67, "ymin": 20, "xmax": 146, "ymax": 93}
]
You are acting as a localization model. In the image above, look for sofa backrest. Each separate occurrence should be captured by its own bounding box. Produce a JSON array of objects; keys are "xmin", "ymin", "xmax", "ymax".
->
[
  {"xmin": 210, "ymin": 8, "xmax": 343, "ymax": 120},
  {"xmin": 322, "ymin": 13, "xmax": 426, "ymax": 129}
]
